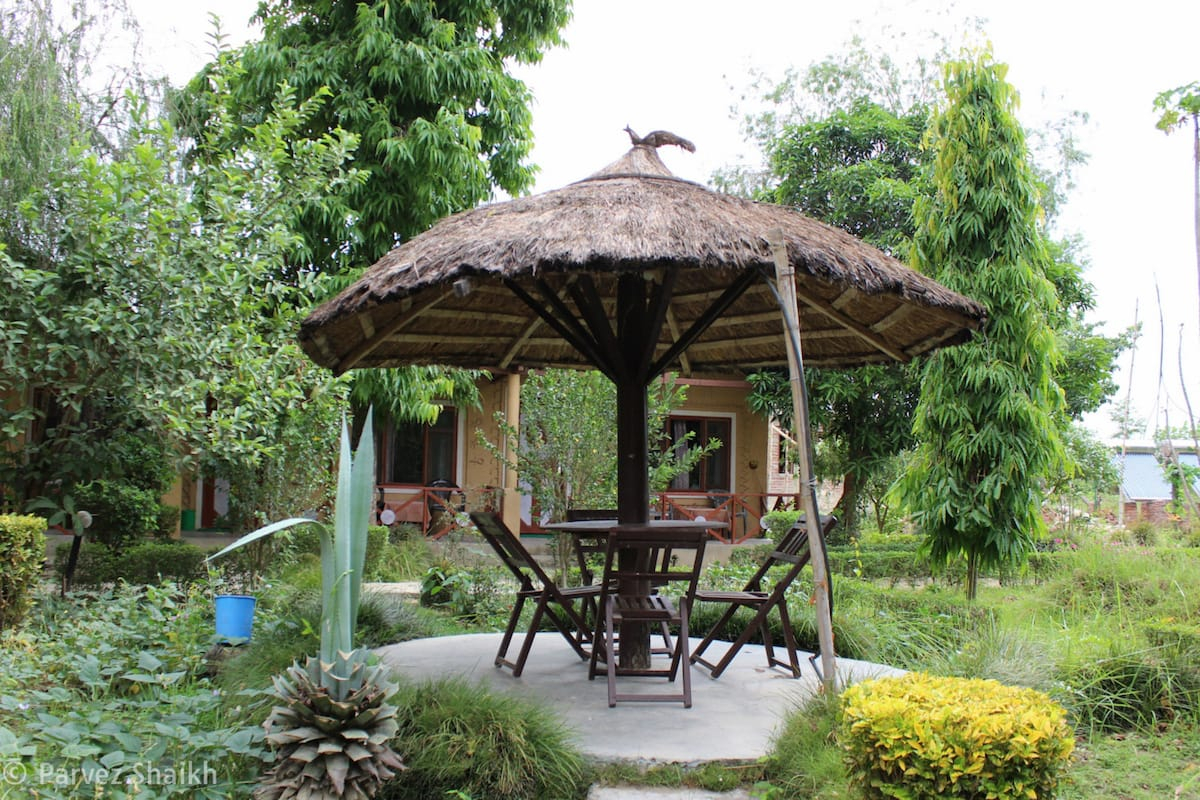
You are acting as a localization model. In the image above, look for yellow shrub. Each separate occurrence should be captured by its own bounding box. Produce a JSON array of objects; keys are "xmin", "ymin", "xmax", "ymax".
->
[{"xmin": 840, "ymin": 672, "xmax": 1074, "ymax": 799}]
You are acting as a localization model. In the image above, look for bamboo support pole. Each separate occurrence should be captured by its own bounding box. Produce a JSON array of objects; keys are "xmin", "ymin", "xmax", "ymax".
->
[
  {"xmin": 768, "ymin": 228, "xmax": 837, "ymax": 690},
  {"xmin": 502, "ymin": 372, "xmax": 523, "ymax": 535}
]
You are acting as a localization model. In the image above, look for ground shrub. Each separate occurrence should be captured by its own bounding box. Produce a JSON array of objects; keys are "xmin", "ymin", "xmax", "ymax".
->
[
  {"xmin": 272, "ymin": 523, "xmax": 429, "ymax": 582},
  {"xmin": 1143, "ymin": 619, "xmax": 1200, "ymax": 656},
  {"xmin": 856, "ymin": 533, "xmax": 923, "ymax": 553},
  {"xmin": 829, "ymin": 548, "xmax": 931, "ymax": 586},
  {"xmin": 841, "ymin": 673, "xmax": 1074, "ymax": 800},
  {"xmin": 419, "ymin": 559, "xmax": 467, "ymax": 607},
  {"xmin": 1060, "ymin": 644, "xmax": 1200, "ymax": 732},
  {"xmin": 0, "ymin": 582, "xmax": 263, "ymax": 797},
  {"xmin": 155, "ymin": 503, "xmax": 181, "ymax": 539},
  {"xmin": 370, "ymin": 535, "xmax": 434, "ymax": 581},
  {"xmin": 381, "ymin": 677, "xmax": 589, "ymax": 800},
  {"xmin": 761, "ymin": 692, "xmax": 849, "ymax": 799},
  {"xmin": 418, "ymin": 560, "xmax": 510, "ymax": 625},
  {"xmin": 55, "ymin": 540, "xmax": 206, "ymax": 587},
  {"xmin": 73, "ymin": 479, "xmax": 159, "ymax": 551},
  {"xmin": 116, "ymin": 541, "xmax": 207, "ymax": 586},
  {"xmin": 364, "ymin": 524, "xmax": 389, "ymax": 577},
  {"xmin": 761, "ymin": 510, "xmax": 800, "ymax": 545},
  {"xmin": 0, "ymin": 514, "xmax": 46, "ymax": 629},
  {"xmin": 54, "ymin": 540, "xmax": 119, "ymax": 587}
]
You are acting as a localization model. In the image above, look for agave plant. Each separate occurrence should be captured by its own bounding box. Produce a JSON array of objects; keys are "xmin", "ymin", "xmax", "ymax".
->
[{"xmin": 207, "ymin": 411, "xmax": 404, "ymax": 799}]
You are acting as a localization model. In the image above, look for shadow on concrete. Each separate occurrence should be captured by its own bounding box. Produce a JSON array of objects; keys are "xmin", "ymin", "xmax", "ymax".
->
[{"xmin": 374, "ymin": 632, "xmax": 903, "ymax": 766}]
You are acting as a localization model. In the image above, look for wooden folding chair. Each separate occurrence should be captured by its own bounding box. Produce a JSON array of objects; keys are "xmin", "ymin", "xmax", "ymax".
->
[
  {"xmin": 561, "ymin": 509, "xmax": 680, "ymax": 660},
  {"xmin": 469, "ymin": 512, "xmax": 599, "ymax": 677},
  {"xmin": 587, "ymin": 526, "xmax": 708, "ymax": 708},
  {"xmin": 564, "ymin": 508, "xmax": 616, "ymax": 586},
  {"xmin": 691, "ymin": 514, "xmax": 837, "ymax": 679}
]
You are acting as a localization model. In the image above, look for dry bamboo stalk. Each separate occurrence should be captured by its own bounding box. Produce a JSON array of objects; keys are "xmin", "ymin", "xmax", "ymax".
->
[{"xmin": 769, "ymin": 227, "xmax": 837, "ymax": 690}]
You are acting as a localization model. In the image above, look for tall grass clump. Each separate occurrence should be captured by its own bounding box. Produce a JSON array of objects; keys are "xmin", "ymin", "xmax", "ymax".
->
[
  {"xmin": 1059, "ymin": 641, "xmax": 1200, "ymax": 733},
  {"xmin": 921, "ymin": 616, "xmax": 1057, "ymax": 692},
  {"xmin": 1048, "ymin": 542, "xmax": 1195, "ymax": 622},
  {"xmin": 759, "ymin": 691, "xmax": 849, "ymax": 799},
  {"xmin": 829, "ymin": 581, "xmax": 982, "ymax": 670},
  {"xmin": 381, "ymin": 678, "xmax": 589, "ymax": 800}
]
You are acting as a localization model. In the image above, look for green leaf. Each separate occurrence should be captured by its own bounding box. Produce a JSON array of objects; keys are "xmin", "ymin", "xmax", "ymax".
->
[
  {"xmin": 205, "ymin": 517, "xmax": 326, "ymax": 563},
  {"xmin": 135, "ymin": 651, "xmax": 163, "ymax": 672}
]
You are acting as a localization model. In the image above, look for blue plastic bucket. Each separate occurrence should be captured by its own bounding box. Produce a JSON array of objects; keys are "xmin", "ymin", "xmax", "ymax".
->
[{"xmin": 214, "ymin": 594, "xmax": 256, "ymax": 642}]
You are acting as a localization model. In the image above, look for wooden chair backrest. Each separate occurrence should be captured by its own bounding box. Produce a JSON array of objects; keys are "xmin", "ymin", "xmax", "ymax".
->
[
  {"xmin": 563, "ymin": 509, "xmax": 616, "ymax": 584},
  {"xmin": 599, "ymin": 526, "xmax": 708, "ymax": 600},
  {"xmin": 752, "ymin": 513, "xmax": 837, "ymax": 611},
  {"xmin": 469, "ymin": 511, "xmax": 549, "ymax": 592}
]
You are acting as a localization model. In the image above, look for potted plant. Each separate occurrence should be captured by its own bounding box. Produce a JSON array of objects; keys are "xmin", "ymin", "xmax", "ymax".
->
[{"xmin": 206, "ymin": 410, "xmax": 405, "ymax": 798}]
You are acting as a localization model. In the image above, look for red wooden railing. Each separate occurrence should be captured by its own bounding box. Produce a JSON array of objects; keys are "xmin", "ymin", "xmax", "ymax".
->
[{"xmin": 377, "ymin": 485, "xmax": 805, "ymax": 543}]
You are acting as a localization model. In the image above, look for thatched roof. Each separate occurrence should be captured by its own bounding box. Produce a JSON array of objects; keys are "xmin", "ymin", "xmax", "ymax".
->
[{"xmin": 300, "ymin": 141, "xmax": 985, "ymax": 376}]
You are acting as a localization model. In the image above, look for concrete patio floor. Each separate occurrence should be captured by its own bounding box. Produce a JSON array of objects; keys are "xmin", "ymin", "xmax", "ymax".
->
[{"xmin": 373, "ymin": 631, "xmax": 903, "ymax": 766}]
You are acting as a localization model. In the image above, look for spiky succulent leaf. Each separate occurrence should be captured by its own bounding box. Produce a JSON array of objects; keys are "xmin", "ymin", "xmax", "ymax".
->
[
  {"xmin": 330, "ymin": 419, "xmax": 355, "ymax": 660},
  {"xmin": 347, "ymin": 411, "xmax": 374, "ymax": 631},
  {"xmin": 206, "ymin": 517, "xmax": 328, "ymax": 564},
  {"xmin": 319, "ymin": 516, "xmax": 337, "ymax": 668}
]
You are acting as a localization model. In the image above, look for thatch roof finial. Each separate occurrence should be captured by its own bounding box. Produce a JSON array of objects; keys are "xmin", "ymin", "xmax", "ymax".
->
[{"xmin": 624, "ymin": 126, "xmax": 696, "ymax": 153}]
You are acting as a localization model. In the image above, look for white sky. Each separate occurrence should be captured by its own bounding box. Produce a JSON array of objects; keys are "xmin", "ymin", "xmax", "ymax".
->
[{"xmin": 126, "ymin": 0, "xmax": 1200, "ymax": 444}]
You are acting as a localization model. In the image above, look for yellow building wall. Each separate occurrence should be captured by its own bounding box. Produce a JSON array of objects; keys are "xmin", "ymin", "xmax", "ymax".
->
[
  {"xmin": 460, "ymin": 375, "xmax": 509, "ymax": 503},
  {"xmin": 673, "ymin": 377, "xmax": 770, "ymax": 502}
]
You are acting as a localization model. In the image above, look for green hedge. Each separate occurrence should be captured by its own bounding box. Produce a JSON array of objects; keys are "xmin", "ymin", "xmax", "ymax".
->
[
  {"xmin": 55, "ymin": 540, "xmax": 206, "ymax": 587},
  {"xmin": 841, "ymin": 673, "xmax": 1074, "ymax": 799},
  {"xmin": 1143, "ymin": 619, "xmax": 1200, "ymax": 656},
  {"xmin": 828, "ymin": 549, "xmax": 933, "ymax": 585},
  {"xmin": 0, "ymin": 514, "xmax": 47, "ymax": 629}
]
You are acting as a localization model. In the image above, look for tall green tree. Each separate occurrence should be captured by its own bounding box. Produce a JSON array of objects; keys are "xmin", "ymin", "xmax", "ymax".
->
[
  {"xmin": 895, "ymin": 52, "xmax": 1066, "ymax": 600},
  {"xmin": 0, "ymin": 42, "xmax": 357, "ymax": 521},
  {"xmin": 1154, "ymin": 81, "xmax": 1200, "ymax": 352},
  {"xmin": 753, "ymin": 99, "xmax": 928, "ymax": 535},
  {"xmin": 175, "ymin": 0, "xmax": 571, "ymax": 272},
  {"xmin": 739, "ymin": 37, "xmax": 1127, "ymax": 535},
  {"xmin": 175, "ymin": 1, "xmax": 571, "ymax": 428},
  {"xmin": 0, "ymin": 0, "xmax": 136, "ymax": 265}
]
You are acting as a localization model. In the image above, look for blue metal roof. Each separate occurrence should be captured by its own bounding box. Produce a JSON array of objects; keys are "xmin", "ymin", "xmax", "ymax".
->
[{"xmin": 1116, "ymin": 451, "xmax": 1200, "ymax": 500}]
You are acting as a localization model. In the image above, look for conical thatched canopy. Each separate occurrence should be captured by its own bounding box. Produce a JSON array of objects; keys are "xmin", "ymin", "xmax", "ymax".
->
[
  {"xmin": 301, "ymin": 135, "xmax": 985, "ymax": 675},
  {"xmin": 299, "ymin": 143, "xmax": 985, "ymax": 376}
]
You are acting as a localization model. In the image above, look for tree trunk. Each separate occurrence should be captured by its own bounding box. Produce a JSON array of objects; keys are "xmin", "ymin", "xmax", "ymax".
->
[
  {"xmin": 834, "ymin": 470, "xmax": 859, "ymax": 537},
  {"xmin": 966, "ymin": 548, "xmax": 979, "ymax": 602},
  {"xmin": 1193, "ymin": 111, "xmax": 1199, "ymax": 340}
]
